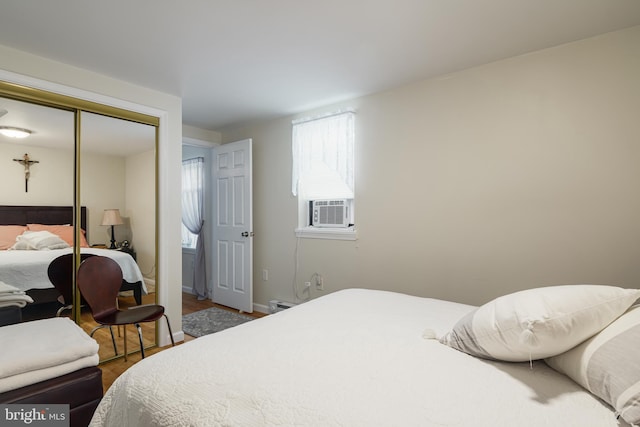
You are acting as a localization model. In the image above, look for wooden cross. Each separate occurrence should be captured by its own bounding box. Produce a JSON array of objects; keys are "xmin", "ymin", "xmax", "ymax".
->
[{"xmin": 13, "ymin": 153, "xmax": 39, "ymax": 192}]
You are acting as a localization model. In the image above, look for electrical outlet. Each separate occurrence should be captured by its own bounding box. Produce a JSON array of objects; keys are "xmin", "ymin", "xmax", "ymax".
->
[{"xmin": 315, "ymin": 275, "xmax": 324, "ymax": 291}]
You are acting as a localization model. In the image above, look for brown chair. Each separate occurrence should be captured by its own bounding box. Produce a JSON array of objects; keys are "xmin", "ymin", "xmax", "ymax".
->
[
  {"xmin": 77, "ymin": 255, "xmax": 175, "ymax": 359},
  {"xmin": 47, "ymin": 253, "xmax": 96, "ymax": 316},
  {"xmin": 48, "ymin": 253, "xmax": 119, "ymax": 354}
]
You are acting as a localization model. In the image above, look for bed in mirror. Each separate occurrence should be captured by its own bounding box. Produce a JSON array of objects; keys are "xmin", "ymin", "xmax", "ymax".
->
[
  {"xmin": 0, "ymin": 96, "xmax": 75, "ymax": 318},
  {"xmin": 0, "ymin": 89, "xmax": 159, "ymax": 362}
]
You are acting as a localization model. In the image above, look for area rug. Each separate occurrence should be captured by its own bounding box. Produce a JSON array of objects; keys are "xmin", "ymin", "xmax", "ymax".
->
[{"xmin": 182, "ymin": 307, "xmax": 254, "ymax": 338}]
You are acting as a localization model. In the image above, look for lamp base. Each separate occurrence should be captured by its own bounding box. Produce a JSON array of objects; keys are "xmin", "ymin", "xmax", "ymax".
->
[{"xmin": 109, "ymin": 225, "xmax": 117, "ymax": 249}]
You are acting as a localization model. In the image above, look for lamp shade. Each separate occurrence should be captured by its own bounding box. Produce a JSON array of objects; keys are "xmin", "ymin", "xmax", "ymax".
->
[{"xmin": 101, "ymin": 209, "xmax": 124, "ymax": 226}]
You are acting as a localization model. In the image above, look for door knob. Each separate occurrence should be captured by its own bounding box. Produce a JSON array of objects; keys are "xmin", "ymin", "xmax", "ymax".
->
[{"xmin": 241, "ymin": 232, "xmax": 249, "ymax": 237}]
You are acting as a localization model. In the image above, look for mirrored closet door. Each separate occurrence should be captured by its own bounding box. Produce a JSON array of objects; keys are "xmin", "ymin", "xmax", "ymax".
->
[
  {"xmin": 0, "ymin": 81, "xmax": 159, "ymax": 362},
  {"xmin": 79, "ymin": 111, "xmax": 157, "ymax": 360},
  {"xmin": 0, "ymin": 95, "xmax": 75, "ymax": 319}
]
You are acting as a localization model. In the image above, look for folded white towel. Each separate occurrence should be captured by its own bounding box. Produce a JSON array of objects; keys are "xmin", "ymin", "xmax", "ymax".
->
[
  {"xmin": 0, "ymin": 281, "xmax": 34, "ymax": 307},
  {"xmin": 0, "ymin": 300, "xmax": 31, "ymax": 308},
  {"xmin": 0, "ymin": 292, "xmax": 33, "ymax": 308},
  {"xmin": 0, "ymin": 294, "xmax": 33, "ymax": 303},
  {"xmin": 0, "ymin": 281, "xmax": 23, "ymax": 295},
  {"xmin": 0, "ymin": 354, "xmax": 99, "ymax": 394},
  {"xmin": 0, "ymin": 317, "xmax": 99, "ymax": 380}
]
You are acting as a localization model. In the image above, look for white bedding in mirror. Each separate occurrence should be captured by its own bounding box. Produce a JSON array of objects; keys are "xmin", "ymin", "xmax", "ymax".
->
[
  {"xmin": 91, "ymin": 289, "xmax": 623, "ymax": 427},
  {"xmin": 0, "ymin": 248, "xmax": 147, "ymax": 293}
]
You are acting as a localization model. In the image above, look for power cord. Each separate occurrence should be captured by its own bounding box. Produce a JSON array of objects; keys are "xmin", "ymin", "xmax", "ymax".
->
[{"xmin": 292, "ymin": 235, "xmax": 311, "ymax": 302}]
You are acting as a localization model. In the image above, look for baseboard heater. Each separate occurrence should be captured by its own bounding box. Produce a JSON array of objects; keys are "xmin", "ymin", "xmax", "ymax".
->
[{"xmin": 268, "ymin": 300, "xmax": 297, "ymax": 314}]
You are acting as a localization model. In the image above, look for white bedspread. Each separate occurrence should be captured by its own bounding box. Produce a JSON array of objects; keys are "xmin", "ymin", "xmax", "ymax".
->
[
  {"xmin": 0, "ymin": 317, "xmax": 99, "ymax": 393},
  {"xmin": 91, "ymin": 289, "xmax": 624, "ymax": 427},
  {"xmin": 0, "ymin": 247, "xmax": 147, "ymax": 294}
]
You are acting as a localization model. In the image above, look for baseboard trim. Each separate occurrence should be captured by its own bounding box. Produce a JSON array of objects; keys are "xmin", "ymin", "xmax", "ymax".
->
[
  {"xmin": 253, "ymin": 303, "xmax": 269, "ymax": 314},
  {"xmin": 181, "ymin": 289, "xmax": 268, "ymax": 315},
  {"xmin": 162, "ymin": 330, "xmax": 184, "ymax": 346}
]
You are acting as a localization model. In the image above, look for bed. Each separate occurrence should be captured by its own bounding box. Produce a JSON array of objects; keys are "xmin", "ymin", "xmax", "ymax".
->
[
  {"xmin": 90, "ymin": 287, "xmax": 640, "ymax": 427},
  {"xmin": 0, "ymin": 247, "xmax": 146, "ymax": 294},
  {"xmin": 0, "ymin": 205, "xmax": 147, "ymax": 306}
]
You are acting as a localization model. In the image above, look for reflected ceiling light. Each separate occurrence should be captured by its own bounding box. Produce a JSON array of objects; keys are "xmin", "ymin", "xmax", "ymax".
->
[{"xmin": 0, "ymin": 126, "xmax": 32, "ymax": 138}]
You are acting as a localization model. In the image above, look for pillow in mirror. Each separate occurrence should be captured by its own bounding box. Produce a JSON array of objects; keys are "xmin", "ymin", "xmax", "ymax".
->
[
  {"xmin": 27, "ymin": 224, "xmax": 89, "ymax": 247},
  {"xmin": 11, "ymin": 230, "xmax": 70, "ymax": 250},
  {"xmin": 0, "ymin": 225, "xmax": 27, "ymax": 250}
]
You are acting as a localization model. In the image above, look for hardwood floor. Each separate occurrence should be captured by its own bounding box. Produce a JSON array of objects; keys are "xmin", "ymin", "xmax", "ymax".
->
[
  {"xmin": 97, "ymin": 292, "xmax": 265, "ymax": 392},
  {"xmin": 182, "ymin": 291, "xmax": 266, "ymax": 319}
]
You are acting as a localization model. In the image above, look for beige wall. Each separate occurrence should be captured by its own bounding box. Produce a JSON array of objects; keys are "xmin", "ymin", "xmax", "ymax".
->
[
  {"xmin": 125, "ymin": 150, "xmax": 156, "ymax": 279},
  {"xmin": 81, "ymin": 152, "xmax": 126, "ymax": 245},
  {"xmin": 2, "ymin": 138, "xmax": 156, "ymax": 277},
  {"xmin": 0, "ymin": 142, "xmax": 74, "ymax": 206},
  {"xmin": 0, "ymin": 44, "xmax": 183, "ymax": 344},
  {"xmin": 221, "ymin": 26, "xmax": 640, "ymax": 307}
]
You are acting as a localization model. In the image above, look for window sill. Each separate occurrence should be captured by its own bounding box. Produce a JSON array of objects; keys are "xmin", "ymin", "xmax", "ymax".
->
[
  {"xmin": 295, "ymin": 226, "xmax": 357, "ymax": 241},
  {"xmin": 182, "ymin": 247, "xmax": 196, "ymax": 254}
]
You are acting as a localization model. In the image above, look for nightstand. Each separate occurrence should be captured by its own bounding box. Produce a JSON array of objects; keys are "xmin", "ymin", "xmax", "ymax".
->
[
  {"xmin": 91, "ymin": 243, "xmax": 136, "ymax": 261},
  {"xmin": 114, "ymin": 246, "xmax": 136, "ymax": 261}
]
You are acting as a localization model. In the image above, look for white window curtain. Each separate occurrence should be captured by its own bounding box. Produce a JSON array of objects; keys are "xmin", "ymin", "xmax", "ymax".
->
[
  {"xmin": 181, "ymin": 157, "xmax": 207, "ymax": 299},
  {"xmin": 292, "ymin": 110, "xmax": 355, "ymax": 198}
]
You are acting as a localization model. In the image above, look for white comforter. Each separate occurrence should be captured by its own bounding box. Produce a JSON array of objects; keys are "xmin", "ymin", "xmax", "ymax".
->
[
  {"xmin": 0, "ymin": 247, "xmax": 147, "ymax": 293},
  {"xmin": 91, "ymin": 289, "xmax": 623, "ymax": 427}
]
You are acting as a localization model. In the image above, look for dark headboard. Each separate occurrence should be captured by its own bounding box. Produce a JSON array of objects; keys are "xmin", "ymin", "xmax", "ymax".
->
[{"xmin": 0, "ymin": 206, "xmax": 87, "ymax": 235}]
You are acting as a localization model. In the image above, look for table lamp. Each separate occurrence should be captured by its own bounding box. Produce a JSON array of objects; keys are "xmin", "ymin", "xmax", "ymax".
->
[{"xmin": 101, "ymin": 209, "xmax": 124, "ymax": 249}]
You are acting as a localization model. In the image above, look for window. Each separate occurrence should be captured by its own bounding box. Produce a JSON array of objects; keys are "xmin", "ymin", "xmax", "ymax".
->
[
  {"xmin": 292, "ymin": 110, "xmax": 356, "ymax": 240},
  {"xmin": 181, "ymin": 157, "xmax": 204, "ymax": 249},
  {"xmin": 181, "ymin": 223, "xmax": 197, "ymax": 249}
]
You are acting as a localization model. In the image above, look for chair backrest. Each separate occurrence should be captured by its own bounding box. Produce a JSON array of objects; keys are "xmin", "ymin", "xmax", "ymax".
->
[
  {"xmin": 48, "ymin": 253, "xmax": 96, "ymax": 304},
  {"xmin": 77, "ymin": 256, "xmax": 123, "ymax": 321}
]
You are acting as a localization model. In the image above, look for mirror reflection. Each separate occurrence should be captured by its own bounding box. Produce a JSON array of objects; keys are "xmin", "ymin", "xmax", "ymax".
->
[
  {"xmin": 0, "ymin": 95, "xmax": 158, "ymax": 362},
  {"xmin": 0, "ymin": 96, "xmax": 75, "ymax": 320},
  {"xmin": 79, "ymin": 111, "xmax": 156, "ymax": 361}
]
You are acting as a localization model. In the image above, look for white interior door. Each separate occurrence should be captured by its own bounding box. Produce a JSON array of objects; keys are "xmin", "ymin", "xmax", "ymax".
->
[{"xmin": 212, "ymin": 139, "xmax": 253, "ymax": 312}]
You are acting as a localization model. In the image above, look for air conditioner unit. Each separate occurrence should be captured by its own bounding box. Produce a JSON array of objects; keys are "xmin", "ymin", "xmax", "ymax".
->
[{"xmin": 311, "ymin": 199, "xmax": 350, "ymax": 228}]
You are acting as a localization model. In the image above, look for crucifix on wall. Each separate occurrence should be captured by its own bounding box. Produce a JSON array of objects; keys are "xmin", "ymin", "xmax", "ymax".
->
[{"xmin": 13, "ymin": 153, "xmax": 39, "ymax": 192}]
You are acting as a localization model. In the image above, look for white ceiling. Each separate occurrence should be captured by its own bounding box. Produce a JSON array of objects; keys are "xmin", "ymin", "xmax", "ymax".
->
[
  {"xmin": 0, "ymin": 1, "xmax": 639, "ymax": 131},
  {"xmin": 0, "ymin": 97, "xmax": 155, "ymax": 156}
]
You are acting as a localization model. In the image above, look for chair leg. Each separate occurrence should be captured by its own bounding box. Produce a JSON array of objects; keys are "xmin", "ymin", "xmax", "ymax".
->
[
  {"xmin": 123, "ymin": 325, "xmax": 128, "ymax": 362},
  {"xmin": 56, "ymin": 305, "xmax": 72, "ymax": 317},
  {"xmin": 164, "ymin": 314, "xmax": 175, "ymax": 346},
  {"xmin": 90, "ymin": 325, "xmax": 118, "ymax": 356},
  {"xmin": 135, "ymin": 323, "xmax": 145, "ymax": 359},
  {"xmin": 108, "ymin": 326, "xmax": 117, "ymax": 356}
]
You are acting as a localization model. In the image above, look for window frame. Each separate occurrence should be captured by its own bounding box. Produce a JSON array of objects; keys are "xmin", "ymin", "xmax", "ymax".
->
[
  {"xmin": 181, "ymin": 157, "xmax": 204, "ymax": 249},
  {"xmin": 292, "ymin": 110, "xmax": 357, "ymax": 240},
  {"xmin": 181, "ymin": 223, "xmax": 198, "ymax": 250}
]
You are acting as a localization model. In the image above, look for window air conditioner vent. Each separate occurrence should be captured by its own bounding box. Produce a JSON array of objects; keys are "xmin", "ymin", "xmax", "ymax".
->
[{"xmin": 311, "ymin": 199, "xmax": 349, "ymax": 228}]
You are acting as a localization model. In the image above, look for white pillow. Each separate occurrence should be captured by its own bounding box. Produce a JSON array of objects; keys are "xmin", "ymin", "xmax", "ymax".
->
[
  {"xmin": 545, "ymin": 304, "xmax": 640, "ymax": 426},
  {"xmin": 8, "ymin": 240, "xmax": 32, "ymax": 250},
  {"xmin": 439, "ymin": 285, "xmax": 640, "ymax": 362},
  {"xmin": 11, "ymin": 230, "xmax": 70, "ymax": 251}
]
